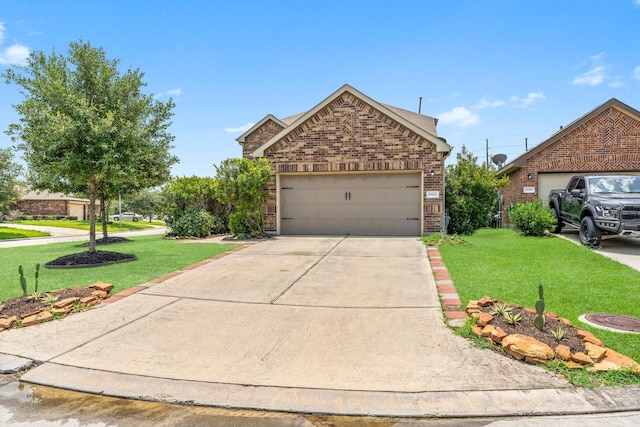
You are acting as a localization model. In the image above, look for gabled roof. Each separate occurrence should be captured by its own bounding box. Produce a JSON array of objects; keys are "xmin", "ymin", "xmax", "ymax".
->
[
  {"xmin": 236, "ymin": 114, "xmax": 287, "ymax": 144},
  {"xmin": 497, "ymin": 98, "xmax": 640, "ymax": 176},
  {"xmin": 250, "ymin": 84, "xmax": 450, "ymax": 157}
]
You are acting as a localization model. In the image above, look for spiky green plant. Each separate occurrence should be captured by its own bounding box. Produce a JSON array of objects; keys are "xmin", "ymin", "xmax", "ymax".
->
[
  {"xmin": 503, "ymin": 310, "xmax": 522, "ymax": 325},
  {"xmin": 19, "ymin": 265, "xmax": 27, "ymax": 297},
  {"xmin": 489, "ymin": 301, "xmax": 513, "ymax": 316},
  {"xmin": 551, "ymin": 326, "xmax": 566, "ymax": 341},
  {"xmin": 534, "ymin": 284, "xmax": 545, "ymax": 331},
  {"xmin": 27, "ymin": 291, "xmax": 45, "ymax": 302},
  {"xmin": 40, "ymin": 293, "xmax": 59, "ymax": 307}
]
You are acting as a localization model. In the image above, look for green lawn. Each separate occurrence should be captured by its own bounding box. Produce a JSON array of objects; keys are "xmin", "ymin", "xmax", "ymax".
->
[
  {"xmin": 0, "ymin": 235, "xmax": 240, "ymax": 301},
  {"xmin": 15, "ymin": 219, "xmax": 155, "ymax": 232},
  {"xmin": 436, "ymin": 228, "xmax": 640, "ymax": 363},
  {"xmin": 0, "ymin": 227, "xmax": 51, "ymax": 239}
]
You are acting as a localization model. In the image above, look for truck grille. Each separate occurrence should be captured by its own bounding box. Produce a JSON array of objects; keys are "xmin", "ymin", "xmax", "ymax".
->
[{"xmin": 620, "ymin": 206, "xmax": 640, "ymax": 221}]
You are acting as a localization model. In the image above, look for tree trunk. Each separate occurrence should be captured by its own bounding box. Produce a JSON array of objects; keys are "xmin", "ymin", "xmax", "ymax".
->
[
  {"xmin": 100, "ymin": 197, "xmax": 109, "ymax": 239},
  {"xmin": 88, "ymin": 176, "xmax": 97, "ymax": 253}
]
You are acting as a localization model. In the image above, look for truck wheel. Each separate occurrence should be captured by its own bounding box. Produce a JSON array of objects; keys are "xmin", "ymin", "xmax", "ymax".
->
[
  {"xmin": 550, "ymin": 208, "xmax": 563, "ymax": 233},
  {"xmin": 579, "ymin": 216, "xmax": 601, "ymax": 247}
]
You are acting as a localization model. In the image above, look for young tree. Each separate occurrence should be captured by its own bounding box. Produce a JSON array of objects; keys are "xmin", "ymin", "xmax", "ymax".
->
[
  {"xmin": 3, "ymin": 40, "xmax": 178, "ymax": 252},
  {"xmin": 0, "ymin": 147, "xmax": 22, "ymax": 215},
  {"xmin": 445, "ymin": 146, "xmax": 508, "ymax": 235},
  {"xmin": 215, "ymin": 158, "xmax": 272, "ymax": 238},
  {"xmin": 124, "ymin": 188, "xmax": 163, "ymax": 222}
]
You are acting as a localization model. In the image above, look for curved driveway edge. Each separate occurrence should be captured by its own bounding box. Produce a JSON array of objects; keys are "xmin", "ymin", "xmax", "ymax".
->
[{"xmin": 2, "ymin": 236, "xmax": 639, "ymax": 417}]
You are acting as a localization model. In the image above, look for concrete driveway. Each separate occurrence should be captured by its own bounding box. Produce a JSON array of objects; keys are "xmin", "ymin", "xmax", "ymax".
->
[{"xmin": 2, "ymin": 236, "xmax": 636, "ymax": 416}]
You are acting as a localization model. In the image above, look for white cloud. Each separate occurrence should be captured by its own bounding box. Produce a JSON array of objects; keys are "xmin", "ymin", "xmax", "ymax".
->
[
  {"xmin": 610, "ymin": 77, "xmax": 624, "ymax": 88},
  {"xmin": 154, "ymin": 88, "xmax": 182, "ymax": 99},
  {"xmin": 437, "ymin": 107, "xmax": 479, "ymax": 128},
  {"xmin": 634, "ymin": 66, "xmax": 640, "ymax": 81},
  {"xmin": 0, "ymin": 23, "xmax": 30, "ymax": 66},
  {"xmin": 634, "ymin": 0, "xmax": 640, "ymax": 7},
  {"xmin": 472, "ymin": 98, "xmax": 506, "ymax": 109},
  {"xmin": 0, "ymin": 44, "xmax": 29, "ymax": 65},
  {"xmin": 572, "ymin": 52, "xmax": 609, "ymax": 86},
  {"xmin": 224, "ymin": 122, "xmax": 255, "ymax": 133},
  {"xmin": 511, "ymin": 92, "xmax": 546, "ymax": 107},
  {"xmin": 573, "ymin": 65, "xmax": 607, "ymax": 86}
]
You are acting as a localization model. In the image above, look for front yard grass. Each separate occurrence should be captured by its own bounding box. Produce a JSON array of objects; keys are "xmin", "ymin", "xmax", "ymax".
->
[
  {"xmin": 436, "ymin": 228, "xmax": 640, "ymax": 365},
  {"xmin": 14, "ymin": 219, "xmax": 155, "ymax": 232},
  {"xmin": 0, "ymin": 227, "xmax": 51, "ymax": 239},
  {"xmin": 0, "ymin": 235, "xmax": 240, "ymax": 301}
]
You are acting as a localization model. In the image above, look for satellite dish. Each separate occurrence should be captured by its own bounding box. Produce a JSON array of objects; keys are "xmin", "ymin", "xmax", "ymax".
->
[{"xmin": 492, "ymin": 154, "xmax": 507, "ymax": 168}]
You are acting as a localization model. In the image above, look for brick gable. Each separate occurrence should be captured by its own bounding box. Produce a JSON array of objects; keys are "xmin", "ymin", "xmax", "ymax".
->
[
  {"xmin": 500, "ymin": 102, "xmax": 640, "ymax": 223},
  {"xmin": 241, "ymin": 119, "xmax": 285, "ymax": 158}
]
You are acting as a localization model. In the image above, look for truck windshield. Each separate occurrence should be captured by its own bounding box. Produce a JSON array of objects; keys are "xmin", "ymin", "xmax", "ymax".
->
[{"xmin": 588, "ymin": 176, "xmax": 640, "ymax": 194}]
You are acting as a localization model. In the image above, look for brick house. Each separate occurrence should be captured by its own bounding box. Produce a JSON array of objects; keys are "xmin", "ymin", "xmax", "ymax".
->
[
  {"xmin": 497, "ymin": 98, "xmax": 640, "ymax": 223},
  {"xmin": 14, "ymin": 189, "xmax": 92, "ymax": 220},
  {"xmin": 237, "ymin": 84, "xmax": 451, "ymax": 236}
]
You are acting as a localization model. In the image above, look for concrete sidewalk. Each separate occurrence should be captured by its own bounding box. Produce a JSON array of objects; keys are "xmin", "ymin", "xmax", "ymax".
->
[
  {"xmin": 0, "ymin": 222, "xmax": 166, "ymax": 247},
  {"xmin": 1, "ymin": 236, "xmax": 639, "ymax": 417}
]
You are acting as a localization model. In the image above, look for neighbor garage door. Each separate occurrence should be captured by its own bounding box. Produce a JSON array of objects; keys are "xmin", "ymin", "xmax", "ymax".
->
[
  {"xmin": 280, "ymin": 173, "xmax": 421, "ymax": 236},
  {"xmin": 538, "ymin": 171, "xmax": 640, "ymax": 204}
]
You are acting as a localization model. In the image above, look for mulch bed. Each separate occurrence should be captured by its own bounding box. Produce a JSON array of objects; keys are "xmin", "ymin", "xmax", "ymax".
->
[
  {"xmin": 0, "ymin": 287, "xmax": 96, "ymax": 319},
  {"xmin": 478, "ymin": 303, "xmax": 587, "ymax": 355}
]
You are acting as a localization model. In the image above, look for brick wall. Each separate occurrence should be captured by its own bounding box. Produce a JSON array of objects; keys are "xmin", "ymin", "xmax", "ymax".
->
[
  {"xmin": 502, "ymin": 106, "xmax": 640, "ymax": 223},
  {"xmin": 245, "ymin": 92, "xmax": 445, "ymax": 234},
  {"xmin": 15, "ymin": 200, "xmax": 68, "ymax": 217}
]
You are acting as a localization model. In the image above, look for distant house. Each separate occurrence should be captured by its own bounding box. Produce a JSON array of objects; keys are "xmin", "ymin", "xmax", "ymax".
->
[
  {"xmin": 497, "ymin": 98, "xmax": 640, "ymax": 224},
  {"xmin": 14, "ymin": 190, "xmax": 93, "ymax": 220},
  {"xmin": 237, "ymin": 84, "xmax": 451, "ymax": 236}
]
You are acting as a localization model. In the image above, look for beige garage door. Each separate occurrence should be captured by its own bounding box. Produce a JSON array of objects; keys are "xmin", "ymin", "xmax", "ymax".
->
[{"xmin": 280, "ymin": 173, "xmax": 421, "ymax": 236}]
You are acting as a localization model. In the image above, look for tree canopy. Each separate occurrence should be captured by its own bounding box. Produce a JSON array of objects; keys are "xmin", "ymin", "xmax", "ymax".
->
[
  {"xmin": 3, "ymin": 39, "xmax": 178, "ymax": 251},
  {"xmin": 0, "ymin": 147, "xmax": 22, "ymax": 215},
  {"xmin": 445, "ymin": 146, "xmax": 508, "ymax": 235}
]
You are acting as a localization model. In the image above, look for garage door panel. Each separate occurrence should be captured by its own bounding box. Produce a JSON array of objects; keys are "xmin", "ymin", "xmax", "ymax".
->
[{"xmin": 280, "ymin": 173, "xmax": 421, "ymax": 236}]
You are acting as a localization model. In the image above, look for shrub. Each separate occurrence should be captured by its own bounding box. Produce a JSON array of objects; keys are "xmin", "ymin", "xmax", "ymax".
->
[
  {"xmin": 166, "ymin": 209, "xmax": 213, "ymax": 238},
  {"xmin": 509, "ymin": 199, "xmax": 557, "ymax": 236}
]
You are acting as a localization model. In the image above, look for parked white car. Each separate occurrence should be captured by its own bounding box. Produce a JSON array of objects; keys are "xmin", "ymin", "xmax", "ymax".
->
[{"xmin": 111, "ymin": 212, "xmax": 142, "ymax": 222}]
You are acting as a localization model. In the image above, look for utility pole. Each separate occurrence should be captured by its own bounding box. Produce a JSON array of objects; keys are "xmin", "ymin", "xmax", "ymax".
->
[{"xmin": 486, "ymin": 138, "xmax": 489, "ymax": 167}]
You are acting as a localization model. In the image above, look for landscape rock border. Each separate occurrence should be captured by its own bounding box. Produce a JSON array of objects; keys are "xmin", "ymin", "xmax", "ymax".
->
[
  {"xmin": 467, "ymin": 297, "xmax": 640, "ymax": 373},
  {"xmin": 0, "ymin": 282, "xmax": 113, "ymax": 332}
]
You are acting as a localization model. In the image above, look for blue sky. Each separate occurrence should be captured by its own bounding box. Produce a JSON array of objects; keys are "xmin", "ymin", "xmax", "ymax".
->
[{"xmin": 2, "ymin": 0, "xmax": 640, "ymax": 177}]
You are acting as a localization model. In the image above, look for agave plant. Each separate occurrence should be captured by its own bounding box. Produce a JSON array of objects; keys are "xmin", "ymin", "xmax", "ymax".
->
[
  {"xmin": 40, "ymin": 293, "xmax": 59, "ymax": 307},
  {"xmin": 551, "ymin": 326, "xmax": 566, "ymax": 341},
  {"xmin": 489, "ymin": 301, "xmax": 513, "ymax": 316},
  {"xmin": 502, "ymin": 310, "xmax": 522, "ymax": 325}
]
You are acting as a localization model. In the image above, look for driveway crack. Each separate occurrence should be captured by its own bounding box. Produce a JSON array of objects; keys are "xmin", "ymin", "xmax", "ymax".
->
[{"xmin": 270, "ymin": 236, "xmax": 347, "ymax": 304}]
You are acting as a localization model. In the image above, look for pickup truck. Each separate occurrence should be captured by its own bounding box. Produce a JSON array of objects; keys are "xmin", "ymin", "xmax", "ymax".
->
[{"xmin": 548, "ymin": 175, "xmax": 640, "ymax": 246}]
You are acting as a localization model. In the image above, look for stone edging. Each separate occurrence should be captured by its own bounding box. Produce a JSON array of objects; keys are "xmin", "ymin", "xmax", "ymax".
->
[
  {"xmin": 426, "ymin": 246, "xmax": 466, "ymax": 324},
  {"xmin": 0, "ymin": 282, "xmax": 113, "ymax": 331}
]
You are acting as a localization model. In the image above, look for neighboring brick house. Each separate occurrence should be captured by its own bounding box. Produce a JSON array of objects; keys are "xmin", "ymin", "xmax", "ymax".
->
[
  {"xmin": 13, "ymin": 189, "xmax": 92, "ymax": 220},
  {"xmin": 497, "ymin": 98, "xmax": 640, "ymax": 223},
  {"xmin": 237, "ymin": 84, "xmax": 451, "ymax": 236}
]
